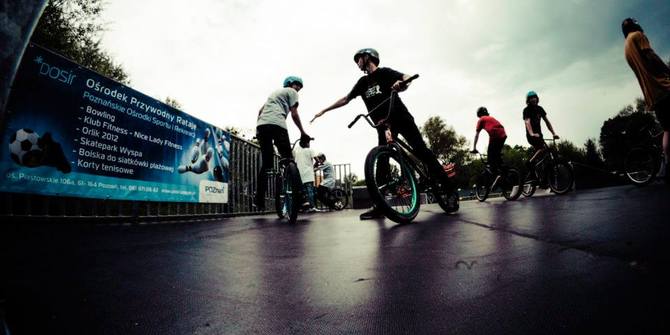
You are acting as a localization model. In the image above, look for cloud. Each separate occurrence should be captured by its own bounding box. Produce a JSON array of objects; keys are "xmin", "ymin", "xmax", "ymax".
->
[{"xmin": 100, "ymin": 0, "xmax": 670, "ymax": 176}]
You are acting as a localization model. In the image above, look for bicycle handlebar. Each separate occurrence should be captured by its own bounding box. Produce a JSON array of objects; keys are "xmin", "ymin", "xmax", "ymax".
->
[{"xmin": 347, "ymin": 74, "xmax": 419, "ymax": 129}]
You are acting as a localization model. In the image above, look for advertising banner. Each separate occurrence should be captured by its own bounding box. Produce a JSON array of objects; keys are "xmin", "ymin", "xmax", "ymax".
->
[{"xmin": 0, "ymin": 44, "xmax": 231, "ymax": 203}]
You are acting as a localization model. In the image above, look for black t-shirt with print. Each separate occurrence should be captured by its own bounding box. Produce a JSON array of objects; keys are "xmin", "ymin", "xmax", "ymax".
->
[
  {"xmin": 522, "ymin": 105, "xmax": 546, "ymax": 135},
  {"xmin": 347, "ymin": 67, "xmax": 413, "ymax": 123}
]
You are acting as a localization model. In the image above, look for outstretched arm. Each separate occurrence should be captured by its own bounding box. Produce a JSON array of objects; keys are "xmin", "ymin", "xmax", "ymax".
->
[{"xmin": 311, "ymin": 96, "xmax": 350, "ymax": 123}]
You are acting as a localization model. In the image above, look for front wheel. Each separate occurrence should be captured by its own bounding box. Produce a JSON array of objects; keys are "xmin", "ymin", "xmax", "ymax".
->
[
  {"xmin": 522, "ymin": 180, "xmax": 537, "ymax": 197},
  {"xmin": 275, "ymin": 162, "xmax": 301, "ymax": 223},
  {"xmin": 547, "ymin": 160, "xmax": 574, "ymax": 195},
  {"xmin": 501, "ymin": 169, "xmax": 522, "ymax": 200},
  {"xmin": 474, "ymin": 173, "xmax": 490, "ymax": 202},
  {"xmin": 624, "ymin": 147, "xmax": 659, "ymax": 186},
  {"xmin": 364, "ymin": 145, "xmax": 420, "ymax": 224}
]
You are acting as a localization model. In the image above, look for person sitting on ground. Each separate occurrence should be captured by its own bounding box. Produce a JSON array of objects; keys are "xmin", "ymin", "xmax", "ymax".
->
[
  {"xmin": 314, "ymin": 152, "xmax": 343, "ymax": 210},
  {"xmin": 293, "ymin": 136, "xmax": 318, "ymax": 212}
]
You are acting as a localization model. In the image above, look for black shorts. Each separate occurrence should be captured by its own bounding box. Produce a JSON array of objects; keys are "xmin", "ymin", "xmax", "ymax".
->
[
  {"xmin": 654, "ymin": 95, "xmax": 670, "ymax": 130},
  {"xmin": 526, "ymin": 134, "xmax": 545, "ymax": 149}
]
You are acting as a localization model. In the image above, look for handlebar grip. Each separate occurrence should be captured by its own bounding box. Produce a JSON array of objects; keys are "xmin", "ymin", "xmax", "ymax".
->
[
  {"xmin": 401, "ymin": 74, "xmax": 419, "ymax": 85},
  {"xmin": 348, "ymin": 115, "xmax": 363, "ymax": 128}
]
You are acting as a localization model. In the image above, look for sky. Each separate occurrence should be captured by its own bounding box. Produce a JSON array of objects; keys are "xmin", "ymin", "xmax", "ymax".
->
[{"xmin": 100, "ymin": 0, "xmax": 670, "ymax": 177}]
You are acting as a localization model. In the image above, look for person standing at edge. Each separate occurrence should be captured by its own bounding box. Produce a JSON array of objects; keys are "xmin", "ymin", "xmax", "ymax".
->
[
  {"xmin": 310, "ymin": 48, "xmax": 457, "ymax": 220},
  {"xmin": 622, "ymin": 18, "xmax": 670, "ymax": 183},
  {"xmin": 254, "ymin": 76, "xmax": 310, "ymax": 210},
  {"xmin": 523, "ymin": 90, "xmax": 559, "ymax": 181},
  {"xmin": 471, "ymin": 106, "xmax": 507, "ymax": 173}
]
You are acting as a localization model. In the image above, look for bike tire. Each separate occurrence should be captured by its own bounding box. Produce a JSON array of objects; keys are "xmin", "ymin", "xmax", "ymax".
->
[
  {"xmin": 331, "ymin": 187, "xmax": 348, "ymax": 210},
  {"xmin": 434, "ymin": 188, "xmax": 459, "ymax": 213},
  {"xmin": 624, "ymin": 147, "xmax": 659, "ymax": 186},
  {"xmin": 275, "ymin": 162, "xmax": 301, "ymax": 223},
  {"xmin": 522, "ymin": 180, "xmax": 537, "ymax": 197},
  {"xmin": 502, "ymin": 169, "xmax": 522, "ymax": 201},
  {"xmin": 547, "ymin": 160, "xmax": 574, "ymax": 195},
  {"xmin": 364, "ymin": 145, "xmax": 420, "ymax": 224},
  {"xmin": 474, "ymin": 173, "xmax": 490, "ymax": 202}
]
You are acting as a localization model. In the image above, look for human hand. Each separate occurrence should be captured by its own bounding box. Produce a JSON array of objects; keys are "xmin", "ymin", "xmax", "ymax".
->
[{"xmin": 310, "ymin": 112, "xmax": 323, "ymax": 124}]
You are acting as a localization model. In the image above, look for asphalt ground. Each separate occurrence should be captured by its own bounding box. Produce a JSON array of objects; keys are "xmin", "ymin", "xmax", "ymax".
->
[{"xmin": 1, "ymin": 184, "xmax": 669, "ymax": 334}]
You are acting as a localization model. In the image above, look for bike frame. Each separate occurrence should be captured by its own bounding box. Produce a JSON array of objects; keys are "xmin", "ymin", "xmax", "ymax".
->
[{"xmin": 347, "ymin": 75, "xmax": 433, "ymax": 185}]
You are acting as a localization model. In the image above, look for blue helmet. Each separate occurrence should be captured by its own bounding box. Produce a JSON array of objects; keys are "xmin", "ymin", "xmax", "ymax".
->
[
  {"xmin": 283, "ymin": 76, "xmax": 303, "ymax": 88},
  {"xmin": 526, "ymin": 90, "xmax": 539, "ymax": 103}
]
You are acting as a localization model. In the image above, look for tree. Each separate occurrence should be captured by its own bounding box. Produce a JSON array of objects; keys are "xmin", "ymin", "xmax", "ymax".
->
[
  {"xmin": 421, "ymin": 116, "xmax": 471, "ymax": 189},
  {"xmin": 421, "ymin": 116, "xmax": 469, "ymax": 166},
  {"xmin": 556, "ymin": 140, "xmax": 586, "ymax": 164},
  {"xmin": 31, "ymin": 0, "xmax": 129, "ymax": 84},
  {"xmin": 584, "ymin": 138, "xmax": 604, "ymax": 168},
  {"xmin": 600, "ymin": 108, "xmax": 658, "ymax": 169}
]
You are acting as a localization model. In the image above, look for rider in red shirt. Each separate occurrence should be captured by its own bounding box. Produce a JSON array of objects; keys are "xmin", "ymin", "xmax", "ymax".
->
[{"xmin": 472, "ymin": 107, "xmax": 507, "ymax": 172}]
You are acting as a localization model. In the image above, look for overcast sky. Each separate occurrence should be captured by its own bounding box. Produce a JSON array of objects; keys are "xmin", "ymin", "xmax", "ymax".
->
[{"xmin": 100, "ymin": 0, "xmax": 670, "ymax": 176}]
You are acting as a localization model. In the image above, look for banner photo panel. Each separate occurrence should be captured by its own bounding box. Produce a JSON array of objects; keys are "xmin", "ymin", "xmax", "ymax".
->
[{"xmin": 0, "ymin": 44, "xmax": 231, "ymax": 203}]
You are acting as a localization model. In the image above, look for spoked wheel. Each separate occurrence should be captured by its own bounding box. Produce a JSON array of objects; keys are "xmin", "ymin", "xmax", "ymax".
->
[
  {"xmin": 434, "ymin": 188, "xmax": 459, "ymax": 213},
  {"xmin": 275, "ymin": 162, "xmax": 301, "ymax": 223},
  {"xmin": 501, "ymin": 169, "xmax": 522, "ymax": 200},
  {"xmin": 521, "ymin": 171, "xmax": 537, "ymax": 197},
  {"xmin": 547, "ymin": 160, "xmax": 574, "ymax": 195},
  {"xmin": 364, "ymin": 145, "xmax": 420, "ymax": 224},
  {"xmin": 624, "ymin": 147, "xmax": 659, "ymax": 186},
  {"xmin": 330, "ymin": 187, "xmax": 348, "ymax": 210},
  {"xmin": 474, "ymin": 173, "xmax": 490, "ymax": 202}
]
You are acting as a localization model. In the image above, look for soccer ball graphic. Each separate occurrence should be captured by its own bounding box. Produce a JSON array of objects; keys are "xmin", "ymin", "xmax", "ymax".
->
[{"xmin": 9, "ymin": 128, "xmax": 43, "ymax": 167}]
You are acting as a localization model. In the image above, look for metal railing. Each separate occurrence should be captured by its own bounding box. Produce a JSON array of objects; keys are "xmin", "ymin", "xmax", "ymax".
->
[{"xmin": 0, "ymin": 134, "xmax": 355, "ymax": 221}]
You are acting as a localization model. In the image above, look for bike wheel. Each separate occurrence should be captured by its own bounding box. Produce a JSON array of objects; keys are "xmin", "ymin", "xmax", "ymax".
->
[
  {"xmin": 434, "ymin": 188, "xmax": 459, "ymax": 213},
  {"xmin": 521, "ymin": 177, "xmax": 537, "ymax": 197},
  {"xmin": 275, "ymin": 162, "xmax": 301, "ymax": 223},
  {"xmin": 547, "ymin": 160, "xmax": 574, "ymax": 195},
  {"xmin": 624, "ymin": 147, "xmax": 659, "ymax": 186},
  {"xmin": 474, "ymin": 173, "xmax": 490, "ymax": 202},
  {"xmin": 330, "ymin": 187, "xmax": 348, "ymax": 210},
  {"xmin": 501, "ymin": 169, "xmax": 522, "ymax": 201},
  {"xmin": 364, "ymin": 145, "xmax": 420, "ymax": 224}
]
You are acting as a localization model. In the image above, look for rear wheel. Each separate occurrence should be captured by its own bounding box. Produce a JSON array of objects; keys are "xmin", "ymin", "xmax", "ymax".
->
[
  {"xmin": 364, "ymin": 145, "xmax": 420, "ymax": 224},
  {"xmin": 330, "ymin": 187, "xmax": 348, "ymax": 210},
  {"xmin": 474, "ymin": 173, "xmax": 490, "ymax": 202},
  {"xmin": 501, "ymin": 169, "xmax": 522, "ymax": 200},
  {"xmin": 547, "ymin": 160, "xmax": 574, "ymax": 195},
  {"xmin": 434, "ymin": 188, "xmax": 459, "ymax": 213},
  {"xmin": 624, "ymin": 147, "xmax": 659, "ymax": 186},
  {"xmin": 275, "ymin": 162, "xmax": 301, "ymax": 223}
]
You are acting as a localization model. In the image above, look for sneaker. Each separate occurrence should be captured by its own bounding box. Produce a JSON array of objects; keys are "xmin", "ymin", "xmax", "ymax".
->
[{"xmin": 359, "ymin": 207, "xmax": 384, "ymax": 220}]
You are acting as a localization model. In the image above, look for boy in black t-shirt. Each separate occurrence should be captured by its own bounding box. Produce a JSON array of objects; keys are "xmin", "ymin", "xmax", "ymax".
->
[
  {"xmin": 523, "ymin": 91, "xmax": 559, "ymax": 175},
  {"xmin": 311, "ymin": 48, "xmax": 456, "ymax": 219}
]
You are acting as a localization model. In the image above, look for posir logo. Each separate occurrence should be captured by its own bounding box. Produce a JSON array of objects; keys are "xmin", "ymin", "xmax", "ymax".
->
[
  {"xmin": 34, "ymin": 56, "xmax": 76, "ymax": 85},
  {"xmin": 199, "ymin": 180, "xmax": 228, "ymax": 203}
]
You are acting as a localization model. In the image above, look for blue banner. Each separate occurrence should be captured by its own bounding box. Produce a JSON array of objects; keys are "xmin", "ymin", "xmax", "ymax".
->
[{"xmin": 0, "ymin": 44, "xmax": 231, "ymax": 203}]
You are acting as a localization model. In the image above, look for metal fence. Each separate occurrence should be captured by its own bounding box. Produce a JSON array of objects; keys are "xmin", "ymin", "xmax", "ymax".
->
[{"xmin": 0, "ymin": 134, "xmax": 354, "ymax": 221}]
